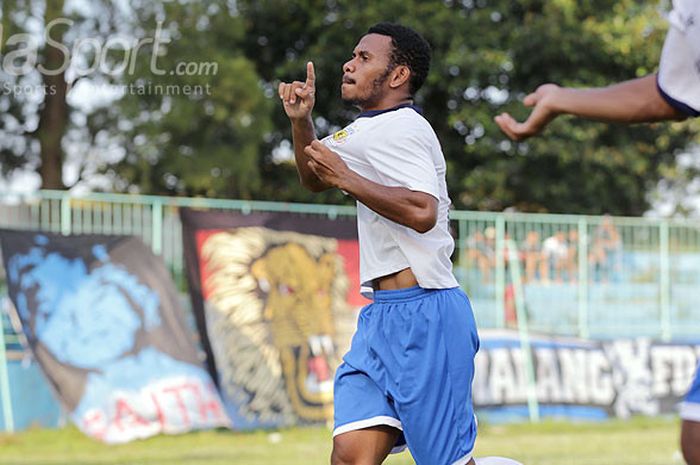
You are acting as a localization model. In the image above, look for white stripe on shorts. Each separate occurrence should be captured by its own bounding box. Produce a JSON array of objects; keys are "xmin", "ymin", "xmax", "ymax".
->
[
  {"xmin": 451, "ymin": 451, "xmax": 474, "ymax": 465},
  {"xmin": 680, "ymin": 401, "xmax": 700, "ymax": 422},
  {"xmin": 333, "ymin": 415, "xmax": 403, "ymax": 437}
]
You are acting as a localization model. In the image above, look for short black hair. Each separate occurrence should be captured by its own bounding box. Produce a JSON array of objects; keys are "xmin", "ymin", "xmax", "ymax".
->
[{"xmin": 367, "ymin": 22, "xmax": 431, "ymax": 96}]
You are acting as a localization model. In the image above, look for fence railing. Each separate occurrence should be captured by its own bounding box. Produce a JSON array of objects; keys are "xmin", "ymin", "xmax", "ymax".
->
[{"xmin": 2, "ymin": 190, "xmax": 700, "ymax": 342}]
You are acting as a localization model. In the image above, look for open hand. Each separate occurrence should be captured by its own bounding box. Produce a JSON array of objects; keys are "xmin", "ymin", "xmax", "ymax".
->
[
  {"xmin": 494, "ymin": 83, "xmax": 561, "ymax": 141},
  {"xmin": 279, "ymin": 61, "xmax": 316, "ymax": 121}
]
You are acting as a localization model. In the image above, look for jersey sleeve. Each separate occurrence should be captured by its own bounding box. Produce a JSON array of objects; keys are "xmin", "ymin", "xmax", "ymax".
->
[
  {"xmin": 657, "ymin": 2, "xmax": 700, "ymax": 117},
  {"xmin": 362, "ymin": 120, "xmax": 440, "ymax": 199}
]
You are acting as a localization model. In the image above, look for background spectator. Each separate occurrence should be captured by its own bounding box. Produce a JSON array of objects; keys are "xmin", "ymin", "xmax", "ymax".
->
[
  {"xmin": 541, "ymin": 231, "xmax": 569, "ymax": 283},
  {"xmin": 520, "ymin": 230, "xmax": 541, "ymax": 283},
  {"xmin": 590, "ymin": 216, "xmax": 623, "ymax": 282},
  {"xmin": 466, "ymin": 227, "xmax": 496, "ymax": 283}
]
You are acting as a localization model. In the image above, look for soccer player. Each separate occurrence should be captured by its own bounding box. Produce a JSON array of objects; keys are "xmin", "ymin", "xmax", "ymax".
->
[
  {"xmin": 494, "ymin": 2, "xmax": 699, "ymax": 464},
  {"xmin": 279, "ymin": 22, "xmax": 519, "ymax": 465}
]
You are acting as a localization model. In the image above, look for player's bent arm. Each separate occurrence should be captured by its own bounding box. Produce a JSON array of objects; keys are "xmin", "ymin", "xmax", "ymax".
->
[
  {"xmin": 339, "ymin": 172, "xmax": 438, "ymax": 233},
  {"xmin": 302, "ymin": 140, "xmax": 437, "ymax": 231},
  {"xmin": 546, "ymin": 74, "xmax": 684, "ymax": 123},
  {"xmin": 291, "ymin": 117, "xmax": 333, "ymax": 192}
]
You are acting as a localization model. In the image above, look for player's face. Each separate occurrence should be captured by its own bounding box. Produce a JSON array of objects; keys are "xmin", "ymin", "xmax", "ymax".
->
[{"xmin": 341, "ymin": 34, "xmax": 395, "ymax": 109}]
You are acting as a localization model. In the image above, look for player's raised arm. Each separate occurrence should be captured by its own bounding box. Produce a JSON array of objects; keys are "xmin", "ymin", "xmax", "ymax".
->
[
  {"xmin": 278, "ymin": 61, "xmax": 331, "ymax": 192},
  {"xmin": 495, "ymin": 75, "xmax": 684, "ymax": 141}
]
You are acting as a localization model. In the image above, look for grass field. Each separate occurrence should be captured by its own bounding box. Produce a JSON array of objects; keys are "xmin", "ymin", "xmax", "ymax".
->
[{"xmin": 0, "ymin": 417, "xmax": 683, "ymax": 465}]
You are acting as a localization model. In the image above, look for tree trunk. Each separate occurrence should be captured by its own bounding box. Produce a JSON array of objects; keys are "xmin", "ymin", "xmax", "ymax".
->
[{"xmin": 37, "ymin": 0, "xmax": 67, "ymax": 190}]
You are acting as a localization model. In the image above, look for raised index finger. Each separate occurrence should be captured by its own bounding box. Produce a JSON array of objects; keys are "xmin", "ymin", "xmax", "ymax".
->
[{"xmin": 305, "ymin": 61, "xmax": 316, "ymax": 88}]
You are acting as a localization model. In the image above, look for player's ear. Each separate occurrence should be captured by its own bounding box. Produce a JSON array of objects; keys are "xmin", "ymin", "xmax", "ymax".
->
[{"xmin": 389, "ymin": 65, "xmax": 410, "ymax": 89}]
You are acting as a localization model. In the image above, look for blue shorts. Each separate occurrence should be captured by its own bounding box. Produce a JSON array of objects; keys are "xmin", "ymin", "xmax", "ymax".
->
[
  {"xmin": 681, "ymin": 361, "xmax": 700, "ymax": 422},
  {"xmin": 333, "ymin": 286, "xmax": 480, "ymax": 465}
]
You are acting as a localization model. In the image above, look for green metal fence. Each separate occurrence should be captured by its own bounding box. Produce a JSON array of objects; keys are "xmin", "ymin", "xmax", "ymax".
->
[
  {"xmin": 2, "ymin": 190, "xmax": 700, "ymax": 341},
  {"xmin": 2, "ymin": 189, "xmax": 700, "ymax": 430}
]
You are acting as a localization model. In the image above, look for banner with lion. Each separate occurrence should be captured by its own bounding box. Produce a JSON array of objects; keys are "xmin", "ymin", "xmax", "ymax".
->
[{"xmin": 180, "ymin": 209, "xmax": 367, "ymax": 428}]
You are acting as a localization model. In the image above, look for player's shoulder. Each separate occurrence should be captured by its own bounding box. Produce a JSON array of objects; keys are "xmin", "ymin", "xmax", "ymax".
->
[
  {"xmin": 381, "ymin": 108, "xmax": 438, "ymax": 140},
  {"xmin": 392, "ymin": 107, "xmax": 433, "ymax": 126}
]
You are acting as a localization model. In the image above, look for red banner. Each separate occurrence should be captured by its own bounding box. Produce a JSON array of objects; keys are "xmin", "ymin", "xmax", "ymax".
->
[{"xmin": 181, "ymin": 209, "xmax": 368, "ymax": 428}]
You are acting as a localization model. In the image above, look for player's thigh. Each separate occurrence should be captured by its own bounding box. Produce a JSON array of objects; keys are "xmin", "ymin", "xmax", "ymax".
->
[
  {"xmin": 681, "ymin": 420, "xmax": 700, "ymax": 465},
  {"xmin": 331, "ymin": 425, "xmax": 401, "ymax": 465}
]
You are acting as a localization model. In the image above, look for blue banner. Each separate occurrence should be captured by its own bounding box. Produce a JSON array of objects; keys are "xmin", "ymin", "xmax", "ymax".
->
[
  {"xmin": 475, "ymin": 329, "xmax": 700, "ymax": 420},
  {"xmin": 0, "ymin": 230, "xmax": 229, "ymax": 443}
]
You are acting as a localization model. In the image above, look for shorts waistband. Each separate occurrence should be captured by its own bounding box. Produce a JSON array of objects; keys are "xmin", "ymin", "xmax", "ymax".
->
[{"xmin": 372, "ymin": 285, "xmax": 458, "ymax": 303}]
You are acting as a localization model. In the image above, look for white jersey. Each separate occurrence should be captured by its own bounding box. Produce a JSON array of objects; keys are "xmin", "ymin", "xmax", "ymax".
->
[
  {"xmin": 321, "ymin": 105, "xmax": 459, "ymax": 297},
  {"xmin": 657, "ymin": 0, "xmax": 700, "ymax": 116}
]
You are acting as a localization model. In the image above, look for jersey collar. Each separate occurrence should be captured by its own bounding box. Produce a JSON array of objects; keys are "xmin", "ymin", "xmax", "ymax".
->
[{"xmin": 356, "ymin": 102, "xmax": 423, "ymax": 119}]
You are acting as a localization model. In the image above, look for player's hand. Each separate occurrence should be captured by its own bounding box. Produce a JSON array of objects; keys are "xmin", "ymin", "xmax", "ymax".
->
[
  {"xmin": 494, "ymin": 83, "xmax": 562, "ymax": 141},
  {"xmin": 303, "ymin": 140, "xmax": 351, "ymax": 190},
  {"xmin": 279, "ymin": 61, "xmax": 316, "ymax": 122}
]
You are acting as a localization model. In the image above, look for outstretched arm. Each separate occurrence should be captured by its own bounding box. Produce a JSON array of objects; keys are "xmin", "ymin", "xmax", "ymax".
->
[
  {"xmin": 303, "ymin": 141, "xmax": 438, "ymax": 233},
  {"xmin": 495, "ymin": 75, "xmax": 686, "ymax": 141},
  {"xmin": 279, "ymin": 62, "xmax": 332, "ymax": 192}
]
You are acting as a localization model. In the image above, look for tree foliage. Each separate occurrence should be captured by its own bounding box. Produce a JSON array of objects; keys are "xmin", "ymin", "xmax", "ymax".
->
[
  {"xmin": 237, "ymin": 0, "xmax": 699, "ymax": 214},
  {"xmin": 2, "ymin": 0, "xmax": 699, "ymax": 215},
  {"xmin": 0, "ymin": 0, "xmax": 132, "ymax": 190},
  {"xmin": 110, "ymin": 1, "xmax": 274, "ymax": 198}
]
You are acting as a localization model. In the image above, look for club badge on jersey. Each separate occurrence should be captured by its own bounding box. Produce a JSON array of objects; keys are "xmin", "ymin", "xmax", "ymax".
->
[{"xmin": 326, "ymin": 125, "xmax": 358, "ymax": 147}]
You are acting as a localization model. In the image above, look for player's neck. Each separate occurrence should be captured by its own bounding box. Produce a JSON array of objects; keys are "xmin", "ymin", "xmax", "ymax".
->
[{"xmin": 359, "ymin": 96, "xmax": 413, "ymax": 113}]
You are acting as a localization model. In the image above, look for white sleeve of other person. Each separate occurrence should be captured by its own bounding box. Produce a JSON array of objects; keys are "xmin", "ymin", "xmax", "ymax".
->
[{"xmin": 657, "ymin": 0, "xmax": 700, "ymax": 116}]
